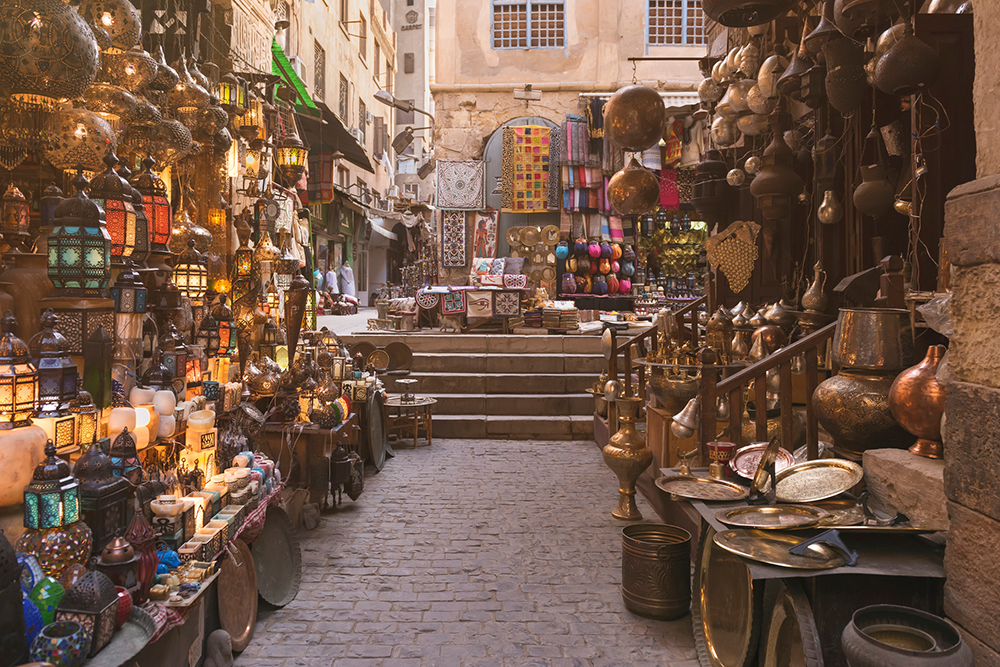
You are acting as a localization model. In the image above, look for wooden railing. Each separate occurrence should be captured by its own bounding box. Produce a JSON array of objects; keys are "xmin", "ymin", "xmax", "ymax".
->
[{"xmin": 696, "ymin": 322, "xmax": 836, "ymax": 463}]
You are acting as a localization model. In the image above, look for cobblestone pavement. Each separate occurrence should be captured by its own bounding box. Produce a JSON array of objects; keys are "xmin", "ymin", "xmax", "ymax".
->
[{"xmin": 236, "ymin": 438, "xmax": 697, "ymax": 667}]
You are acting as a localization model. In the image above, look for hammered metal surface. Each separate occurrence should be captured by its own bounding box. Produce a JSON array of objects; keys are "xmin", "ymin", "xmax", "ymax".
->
[
  {"xmin": 714, "ymin": 529, "xmax": 846, "ymax": 569},
  {"xmin": 218, "ymin": 538, "xmax": 256, "ymax": 652},
  {"xmin": 729, "ymin": 443, "xmax": 795, "ymax": 479},
  {"xmin": 813, "ymin": 500, "xmax": 864, "ymax": 527},
  {"xmin": 656, "ymin": 475, "xmax": 748, "ymax": 501},
  {"xmin": 715, "ymin": 505, "xmax": 829, "ymax": 530},
  {"xmin": 774, "ymin": 459, "xmax": 863, "ymax": 503}
]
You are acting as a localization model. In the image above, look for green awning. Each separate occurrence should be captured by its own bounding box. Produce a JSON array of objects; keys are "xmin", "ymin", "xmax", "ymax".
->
[{"xmin": 271, "ymin": 38, "xmax": 320, "ymax": 118}]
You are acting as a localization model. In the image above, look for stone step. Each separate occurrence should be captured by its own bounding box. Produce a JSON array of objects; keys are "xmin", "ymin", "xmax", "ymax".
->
[
  {"xmin": 409, "ymin": 353, "xmax": 613, "ymax": 374},
  {"xmin": 429, "ymin": 414, "xmax": 595, "ymax": 440},
  {"xmin": 341, "ymin": 332, "xmax": 603, "ymax": 355},
  {"xmin": 407, "ymin": 372, "xmax": 593, "ymax": 395},
  {"xmin": 398, "ymin": 393, "xmax": 593, "ymax": 416}
]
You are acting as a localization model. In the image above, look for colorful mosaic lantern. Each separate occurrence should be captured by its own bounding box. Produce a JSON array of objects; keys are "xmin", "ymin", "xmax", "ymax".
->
[
  {"xmin": 29, "ymin": 576, "xmax": 65, "ymax": 626},
  {"xmin": 30, "ymin": 310, "xmax": 80, "ymax": 422},
  {"xmin": 0, "ymin": 311, "xmax": 38, "ymax": 429},
  {"xmin": 73, "ymin": 440, "xmax": 131, "ymax": 554},
  {"xmin": 47, "ymin": 171, "xmax": 112, "ymax": 297},
  {"xmin": 88, "ymin": 149, "xmax": 137, "ymax": 262},
  {"xmin": 275, "ymin": 132, "xmax": 309, "ymax": 185},
  {"xmin": 172, "ymin": 239, "xmax": 207, "ymax": 299},
  {"xmin": 29, "ymin": 619, "xmax": 91, "ymax": 667},
  {"xmin": 54, "ymin": 569, "xmax": 118, "ymax": 656},
  {"xmin": 24, "ymin": 440, "xmax": 80, "ymax": 530},
  {"xmin": 130, "ymin": 156, "xmax": 171, "ymax": 252},
  {"xmin": 15, "ymin": 521, "xmax": 93, "ymax": 582}
]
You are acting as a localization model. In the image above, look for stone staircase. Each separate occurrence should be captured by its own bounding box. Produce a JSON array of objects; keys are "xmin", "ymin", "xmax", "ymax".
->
[{"xmin": 339, "ymin": 332, "xmax": 604, "ymax": 440}]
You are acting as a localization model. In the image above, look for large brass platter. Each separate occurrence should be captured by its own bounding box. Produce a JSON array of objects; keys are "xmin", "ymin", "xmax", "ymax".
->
[
  {"xmin": 520, "ymin": 226, "xmax": 541, "ymax": 246},
  {"xmin": 729, "ymin": 442, "xmax": 795, "ymax": 480},
  {"xmin": 218, "ymin": 538, "xmax": 257, "ymax": 652},
  {"xmin": 715, "ymin": 505, "xmax": 829, "ymax": 530},
  {"xmin": 656, "ymin": 474, "xmax": 748, "ymax": 502},
  {"xmin": 505, "ymin": 227, "xmax": 521, "ymax": 246},
  {"xmin": 251, "ymin": 506, "xmax": 302, "ymax": 607},
  {"xmin": 714, "ymin": 529, "xmax": 846, "ymax": 570},
  {"xmin": 774, "ymin": 459, "xmax": 863, "ymax": 503},
  {"xmin": 813, "ymin": 499, "xmax": 864, "ymax": 527},
  {"xmin": 541, "ymin": 224, "xmax": 561, "ymax": 245}
]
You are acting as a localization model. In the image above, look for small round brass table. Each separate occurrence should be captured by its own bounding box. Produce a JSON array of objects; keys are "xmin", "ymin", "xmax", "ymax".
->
[{"xmin": 385, "ymin": 396, "xmax": 437, "ymax": 448}]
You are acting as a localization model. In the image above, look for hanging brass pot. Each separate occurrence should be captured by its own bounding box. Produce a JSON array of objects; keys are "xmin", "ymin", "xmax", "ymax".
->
[
  {"xmin": 853, "ymin": 164, "xmax": 895, "ymax": 217},
  {"xmin": 817, "ymin": 190, "xmax": 844, "ymax": 225},
  {"xmin": 702, "ymin": 0, "xmax": 798, "ymax": 27},
  {"xmin": 607, "ymin": 157, "xmax": 660, "ymax": 215},
  {"xmin": 824, "ymin": 38, "xmax": 867, "ymax": 115},
  {"xmin": 874, "ymin": 25, "xmax": 941, "ymax": 96},
  {"xmin": 749, "ymin": 103, "xmax": 803, "ymax": 221},
  {"xmin": 757, "ymin": 54, "xmax": 788, "ymax": 98},
  {"xmin": 604, "ymin": 84, "xmax": 667, "ymax": 151}
]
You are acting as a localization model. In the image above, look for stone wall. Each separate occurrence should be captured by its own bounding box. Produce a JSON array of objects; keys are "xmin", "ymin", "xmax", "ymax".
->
[{"xmin": 973, "ymin": 3, "xmax": 1000, "ymax": 178}]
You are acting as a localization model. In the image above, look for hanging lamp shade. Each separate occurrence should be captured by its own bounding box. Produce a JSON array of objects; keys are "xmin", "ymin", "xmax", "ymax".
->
[
  {"xmin": 276, "ymin": 133, "xmax": 309, "ymax": 185},
  {"xmin": 29, "ymin": 310, "xmax": 79, "ymax": 420},
  {"xmin": 284, "ymin": 272, "xmax": 311, "ymax": 371},
  {"xmin": 0, "ymin": 0, "xmax": 101, "ymax": 109},
  {"xmin": 749, "ymin": 103, "xmax": 804, "ymax": 221},
  {"xmin": 0, "ymin": 311, "xmax": 37, "ymax": 429},
  {"xmin": 101, "ymin": 46, "xmax": 158, "ymax": 91},
  {"xmin": 173, "ymin": 239, "xmax": 207, "ymax": 299},
  {"xmin": 2, "ymin": 183, "xmax": 30, "ymax": 251},
  {"xmin": 48, "ymin": 171, "xmax": 112, "ymax": 296},
  {"xmin": 234, "ymin": 97, "xmax": 265, "ymax": 141},
  {"xmin": 702, "ymin": 0, "xmax": 797, "ymax": 27},
  {"xmin": 274, "ymin": 231, "xmax": 298, "ymax": 290},
  {"xmin": 79, "ymin": 0, "xmax": 140, "ymax": 54},
  {"xmin": 603, "ymin": 85, "xmax": 666, "ymax": 152},
  {"xmin": 776, "ymin": 23, "xmax": 815, "ymax": 98},
  {"xmin": 874, "ymin": 24, "xmax": 941, "ymax": 96},
  {"xmin": 149, "ymin": 118, "xmax": 193, "ymax": 168},
  {"xmin": 170, "ymin": 53, "xmax": 210, "ymax": 114},
  {"xmin": 217, "ymin": 72, "xmax": 249, "ymax": 118},
  {"xmin": 84, "ymin": 82, "xmax": 137, "ymax": 138},
  {"xmin": 89, "ymin": 149, "xmax": 137, "ymax": 262},
  {"xmin": 607, "ymin": 157, "xmax": 660, "ymax": 216},
  {"xmin": 69, "ymin": 388, "xmax": 100, "ymax": 449},
  {"xmin": 43, "ymin": 109, "xmax": 116, "ymax": 173},
  {"xmin": 130, "ymin": 155, "xmax": 172, "ymax": 252},
  {"xmin": 116, "ymin": 161, "xmax": 150, "ymax": 263},
  {"xmin": 148, "ymin": 45, "xmax": 178, "ymax": 91}
]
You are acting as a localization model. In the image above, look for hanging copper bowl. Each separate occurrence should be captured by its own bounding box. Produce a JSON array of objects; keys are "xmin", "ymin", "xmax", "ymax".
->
[
  {"xmin": 603, "ymin": 84, "xmax": 666, "ymax": 151},
  {"xmin": 703, "ymin": 0, "xmax": 798, "ymax": 27},
  {"xmin": 607, "ymin": 157, "xmax": 659, "ymax": 215}
]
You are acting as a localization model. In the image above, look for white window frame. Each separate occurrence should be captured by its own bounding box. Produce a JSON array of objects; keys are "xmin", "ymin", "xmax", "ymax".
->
[
  {"xmin": 491, "ymin": 0, "xmax": 565, "ymax": 50},
  {"xmin": 646, "ymin": 0, "xmax": 706, "ymax": 47}
]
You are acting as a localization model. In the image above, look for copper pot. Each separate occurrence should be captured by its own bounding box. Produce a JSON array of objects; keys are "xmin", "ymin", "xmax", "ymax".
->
[
  {"xmin": 889, "ymin": 345, "xmax": 947, "ymax": 458},
  {"xmin": 813, "ymin": 370, "xmax": 914, "ymax": 453},
  {"xmin": 833, "ymin": 308, "xmax": 913, "ymax": 372}
]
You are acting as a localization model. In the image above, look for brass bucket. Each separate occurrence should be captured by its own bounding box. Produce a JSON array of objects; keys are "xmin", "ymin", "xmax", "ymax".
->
[{"xmin": 621, "ymin": 524, "xmax": 692, "ymax": 620}]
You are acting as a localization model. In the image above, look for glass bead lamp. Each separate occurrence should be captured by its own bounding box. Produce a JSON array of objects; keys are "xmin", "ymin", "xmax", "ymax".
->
[
  {"xmin": 173, "ymin": 239, "xmax": 207, "ymax": 300},
  {"xmin": 54, "ymin": 569, "xmax": 118, "ymax": 656},
  {"xmin": 2, "ymin": 183, "xmax": 30, "ymax": 251},
  {"xmin": 88, "ymin": 149, "xmax": 137, "ymax": 262},
  {"xmin": 130, "ymin": 156, "xmax": 172, "ymax": 252},
  {"xmin": 70, "ymin": 387, "xmax": 99, "ymax": 448},
  {"xmin": 0, "ymin": 311, "xmax": 38, "ymax": 429},
  {"xmin": 29, "ymin": 311, "xmax": 79, "ymax": 448},
  {"xmin": 73, "ymin": 439, "xmax": 130, "ymax": 555},
  {"xmin": 275, "ymin": 132, "xmax": 309, "ymax": 186},
  {"xmin": 23, "ymin": 440, "xmax": 80, "ymax": 530},
  {"xmin": 47, "ymin": 170, "xmax": 112, "ymax": 297}
]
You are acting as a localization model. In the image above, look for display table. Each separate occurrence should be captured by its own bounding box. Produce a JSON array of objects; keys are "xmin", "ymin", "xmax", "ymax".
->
[
  {"xmin": 261, "ymin": 415, "xmax": 359, "ymax": 509},
  {"xmin": 385, "ymin": 397, "xmax": 436, "ymax": 448}
]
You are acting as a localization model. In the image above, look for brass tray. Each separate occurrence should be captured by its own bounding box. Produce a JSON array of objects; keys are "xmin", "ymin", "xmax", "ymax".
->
[
  {"xmin": 367, "ymin": 348, "xmax": 390, "ymax": 371},
  {"xmin": 505, "ymin": 228, "xmax": 521, "ymax": 246},
  {"xmin": 729, "ymin": 442, "xmax": 796, "ymax": 480},
  {"xmin": 218, "ymin": 539, "xmax": 257, "ymax": 652},
  {"xmin": 714, "ymin": 529, "xmax": 846, "ymax": 570},
  {"xmin": 520, "ymin": 226, "xmax": 541, "ymax": 246},
  {"xmin": 542, "ymin": 225, "xmax": 560, "ymax": 245},
  {"xmin": 775, "ymin": 459, "xmax": 863, "ymax": 503},
  {"xmin": 541, "ymin": 266, "xmax": 556, "ymax": 281},
  {"xmin": 715, "ymin": 505, "xmax": 830, "ymax": 530},
  {"xmin": 813, "ymin": 499, "xmax": 864, "ymax": 527},
  {"xmin": 656, "ymin": 474, "xmax": 748, "ymax": 502},
  {"xmin": 251, "ymin": 506, "xmax": 302, "ymax": 608}
]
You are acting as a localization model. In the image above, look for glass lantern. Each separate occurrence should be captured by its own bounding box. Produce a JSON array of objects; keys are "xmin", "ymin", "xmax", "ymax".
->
[
  {"xmin": 109, "ymin": 428, "xmax": 142, "ymax": 485},
  {"xmin": 141, "ymin": 315, "xmax": 156, "ymax": 360},
  {"xmin": 0, "ymin": 311, "xmax": 38, "ymax": 429},
  {"xmin": 29, "ymin": 311, "xmax": 79, "ymax": 449},
  {"xmin": 234, "ymin": 97, "xmax": 265, "ymax": 141},
  {"xmin": 40, "ymin": 182, "xmax": 64, "ymax": 228},
  {"xmin": 54, "ymin": 569, "xmax": 118, "ymax": 657},
  {"xmin": 196, "ymin": 313, "xmax": 221, "ymax": 357},
  {"xmin": 117, "ymin": 162, "xmax": 150, "ymax": 263},
  {"xmin": 265, "ymin": 281, "xmax": 280, "ymax": 316},
  {"xmin": 23, "ymin": 440, "xmax": 80, "ymax": 530},
  {"xmin": 172, "ymin": 239, "xmax": 207, "ymax": 300},
  {"xmin": 70, "ymin": 387, "xmax": 99, "ymax": 448},
  {"xmin": 47, "ymin": 171, "xmax": 112, "ymax": 297},
  {"xmin": 232, "ymin": 214, "xmax": 254, "ymax": 281},
  {"xmin": 274, "ymin": 231, "xmax": 298, "ymax": 291},
  {"xmin": 217, "ymin": 72, "xmax": 248, "ymax": 118},
  {"xmin": 254, "ymin": 231, "xmax": 279, "ymax": 277},
  {"xmin": 2, "ymin": 183, "xmax": 30, "ymax": 250},
  {"xmin": 130, "ymin": 156, "xmax": 172, "ymax": 252},
  {"xmin": 73, "ymin": 439, "xmax": 130, "ymax": 554},
  {"xmin": 304, "ymin": 289, "xmax": 317, "ymax": 331},
  {"xmin": 275, "ymin": 132, "xmax": 309, "ymax": 186},
  {"xmin": 88, "ymin": 149, "xmax": 137, "ymax": 263},
  {"xmin": 212, "ymin": 295, "xmax": 236, "ymax": 355}
]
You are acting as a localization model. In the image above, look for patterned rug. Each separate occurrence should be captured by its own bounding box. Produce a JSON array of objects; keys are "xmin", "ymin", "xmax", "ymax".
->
[
  {"xmin": 441, "ymin": 210, "xmax": 468, "ymax": 268},
  {"xmin": 436, "ymin": 160, "xmax": 486, "ymax": 209},
  {"xmin": 442, "ymin": 291, "xmax": 466, "ymax": 314},
  {"xmin": 471, "ymin": 210, "xmax": 498, "ymax": 258},
  {"xmin": 494, "ymin": 291, "xmax": 521, "ymax": 317},
  {"xmin": 502, "ymin": 125, "xmax": 551, "ymax": 213}
]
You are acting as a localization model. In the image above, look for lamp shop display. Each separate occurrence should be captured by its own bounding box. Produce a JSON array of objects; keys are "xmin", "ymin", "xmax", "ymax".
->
[{"xmin": 0, "ymin": 0, "xmax": 362, "ymax": 660}]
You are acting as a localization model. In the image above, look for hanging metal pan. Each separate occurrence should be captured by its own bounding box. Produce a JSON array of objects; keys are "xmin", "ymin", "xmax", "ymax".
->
[{"xmin": 250, "ymin": 506, "xmax": 302, "ymax": 608}]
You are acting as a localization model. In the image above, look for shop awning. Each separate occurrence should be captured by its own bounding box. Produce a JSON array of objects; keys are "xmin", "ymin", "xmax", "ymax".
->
[
  {"xmin": 368, "ymin": 217, "xmax": 398, "ymax": 247},
  {"xmin": 299, "ymin": 102, "xmax": 374, "ymax": 174},
  {"xmin": 661, "ymin": 92, "xmax": 701, "ymax": 112},
  {"xmin": 271, "ymin": 39, "xmax": 320, "ymax": 118}
]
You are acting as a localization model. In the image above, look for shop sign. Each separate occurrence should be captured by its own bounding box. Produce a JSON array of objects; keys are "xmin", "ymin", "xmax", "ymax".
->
[{"xmin": 230, "ymin": 4, "xmax": 272, "ymax": 74}]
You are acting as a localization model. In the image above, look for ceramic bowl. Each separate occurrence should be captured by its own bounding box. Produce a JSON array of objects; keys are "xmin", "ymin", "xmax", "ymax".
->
[
  {"xmin": 187, "ymin": 409, "xmax": 215, "ymax": 431},
  {"xmin": 150, "ymin": 499, "xmax": 182, "ymax": 517}
]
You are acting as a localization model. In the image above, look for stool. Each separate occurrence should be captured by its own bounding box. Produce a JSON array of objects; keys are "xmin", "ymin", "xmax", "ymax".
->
[{"xmin": 385, "ymin": 397, "xmax": 437, "ymax": 448}]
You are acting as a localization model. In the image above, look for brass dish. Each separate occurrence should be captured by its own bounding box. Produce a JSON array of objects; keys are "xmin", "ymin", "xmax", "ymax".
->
[
  {"xmin": 813, "ymin": 499, "xmax": 864, "ymax": 527},
  {"xmin": 251, "ymin": 506, "xmax": 302, "ymax": 608},
  {"xmin": 366, "ymin": 348, "xmax": 390, "ymax": 371},
  {"xmin": 729, "ymin": 442, "xmax": 796, "ymax": 480},
  {"xmin": 541, "ymin": 266, "xmax": 556, "ymax": 281},
  {"xmin": 714, "ymin": 529, "xmax": 846, "ymax": 570},
  {"xmin": 520, "ymin": 226, "xmax": 541, "ymax": 246},
  {"xmin": 715, "ymin": 505, "xmax": 830, "ymax": 530},
  {"xmin": 218, "ymin": 538, "xmax": 257, "ymax": 652},
  {"xmin": 530, "ymin": 269, "xmax": 542, "ymax": 282},
  {"xmin": 656, "ymin": 474, "xmax": 748, "ymax": 502},
  {"xmin": 775, "ymin": 459, "xmax": 863, "ymax": 503},
  {"xmin": 505, "ymin": 228, "xmax": 521, "ymax": 246},
  {"xmin": 542, "ymin": 225, "xmax": 560, "ymax": 245}
]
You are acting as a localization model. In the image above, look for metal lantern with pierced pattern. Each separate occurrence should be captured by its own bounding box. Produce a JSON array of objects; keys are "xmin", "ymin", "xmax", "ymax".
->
[
  {"xmin": 48, "ymin": 171, "xmax": 112, "ymax": 297},
  {"xmin": 69, "ymin": 387, "xmax": 99, "ymax": 448},
  {"xmin": 24, "ymin": 440, "xmax": 80, "ymax": 530},
  {"xmin": 2, "ymin": 183, "xmax": 29, "ymax": 250},
  {"xmin": 217, "ymin": 72, "xmax": 248, "ymax": 118},
  {"xmin": 172, "ymin": 239, "xmax": 207, "ymax": 300},
  {"xmin": 130, "ymin": 156, "xmax": 171, "ymax": 252},
  {"xmin": 74, "ymin": 439, "xmax": 130, "ymax": 555},
  {"xmin": 0, "ymin": 311, "xmax": 37, "ymax": 429},
  {"xmin": 108, "ymin": 427, "xmax": 141, "ymax": 484},
  {"xmin": 89, "ymin": 149, "xmax": 136, "ymax": 262},
  {"xmin": 196, "ymin": 312, "xmax": 221, "ymax": 357},
  {"xmin": 54, "ymin": 569, "xmax": 118, "ymax": 656},
  {"xmin": 117, "ymin": 161, "xmax": 150, "ymax": 262},
  {"xmin": 212, "ymin": 295, "xmax": 236, "ymax": 355},
  {"xmin": 29, "ymin": 310, "xmax": 79, "ymax": 446},
  {"xmin": 275, "ymin": 133, "xmax": 309, "ymax": 185}
]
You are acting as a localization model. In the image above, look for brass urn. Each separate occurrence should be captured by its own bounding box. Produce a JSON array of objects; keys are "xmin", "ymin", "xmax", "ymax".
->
[
  {"xmin": 603, "ymin": 397, "xmax": 653, "ymax": 520},
  {"xmin": 889, "ymin": 345, "xmax": 947, "ymax": 458}
]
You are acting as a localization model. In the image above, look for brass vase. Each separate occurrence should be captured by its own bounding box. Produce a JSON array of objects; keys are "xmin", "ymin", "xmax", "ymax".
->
[
  {"xmin": 603, "ymin": 397, "xmax": 653, "ymax": 520},
  {"xmin": 889, "ymin": 345, "xmax": 947, "ymax": 458}
]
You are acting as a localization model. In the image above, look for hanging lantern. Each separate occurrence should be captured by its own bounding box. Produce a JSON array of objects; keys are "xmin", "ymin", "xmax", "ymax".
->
[
  {"xmin": 101, "ymin": 46, "xmax": 158, "ymax": 91},
  {"xmin": 29, "ymin": 309, "xmax": 79, "ymax": 429},
  {"xmin": 40, "ymin": 183, "xmax": 65, "ymax": 229},
  {"xmin": 274, "ymin": 231, "xmax": 298, "ymax": 290},
  {"xmin": 159, "ymin": 320, "xmax": 189, "ymax": 390},
  {"xmin": 245, "ymin": 147, "xmax": 262, "ymax": 179},
  {"xmin": 196, "ymin": 312, "xmax": 221, "ymax": 357},
  {"xmin": 254, "ymin": 231, "xmax": 279, "ymax": 277},
  {"xmin": 749, "ymin": 103, "xmax": 804, "ymax": 221},
  {"xmin": 217, "ymin": 72, "xmax": 248, "ymax": 119},
  {"xmin": 603, "ymin": 85, "xmax": 666, "ymax": 152},
  {"xmin": 148, "ymin": 45, "xmax": 178, "ymax": 91},
  {"xmin": 234, "ymin": 97, "xmax": 265, "ymax": 141},
  {"xmin": 84, "ymin": 82, "xmax": 137, "ymax": 138},
  {"xmin": 702, "ymin": 0, "xmax": 796, "ymax": 27},
  {"xmin": 23, "ymin": 440, "xmax": 80, "ymax": 530},
  {"xmin": 172, "ymin": 239, "xmax": 207, "ymax": 300},
  {"xmin": 141, "ymin": 315, "xmax": 156, "ymax": 359},
  {"xmin": 69, "ymin": 388, "xmax": 100, "ymax": 448},
  {"xmin": 607, "ymin": 157, "xmax": 660, "ymax": 216},
  {"xmin": 79, "ymin": 0, "xmax": 140, "ymax": 54},
  {"xmin": 117, "ymin": 162, "xmax": 150, "ymax": 263},
  {"xmin": 304, "ymin": 288, "xmax": 317, "ymax": 331},
  {"xmin": 108, "ymin": 427, "xmax": 141, "ymax": 484},
  {"xmin": 111, "ymin": 259, "xmax": 147, "ymax": 361},
  {"xmin": 54, "ymin": 568, "xmax": 118, "ymax": 657},
  {"xmin": 149, "ymin": 118, "xmax": 193, "ymax": 168},
  {"xmin": 43, "ymin": 109, "xmax": 115, "ymax": 174},
  {"xmin": 284, "ymin": 273, "xmax": 311, "ymax": 370},
  {"xmin": 117, "ymin": 99, "xmax": 161, "ymax": 163},
  {"xmin": 130, "ymin": 156, "xmax": 172, "ymax": 252},
  {"xmin": 275, "ymin": 133, "xmax": 309, "ymax": 185},
  {"xmin": 73, "ymin": 438, "xmax": 130, "ymax": 554},
  {"xmin": 259, "ymin": 319, "xmax": 282, "ymax": 361},
  {"xmin": 232, "ymin": 214, "xmax": 255, "ymax": 281},
  {"xmin": 265, "ymin": 281, "xmax": 280, "ymax": 315},
  {"xmin": 47, "ymin": 171, "xmax": 112, "ymax": 297},
  {"xmin": 88, "ymin": 149, "xmax": 137, "ymax": 262},
  {"xmin": 212, "ymin": 295, "xmax": 236, "ymax": 354},
  {"xmin": 0, "ymin": 311, "xmax": 38, "ymax": 429},
  {"xmin": 2, "ymin": 183, "xmax": 30, "ymax": 251},
  {"xmin": 0, "ymin": 0, "xmax": 101, "ymax": 109}
]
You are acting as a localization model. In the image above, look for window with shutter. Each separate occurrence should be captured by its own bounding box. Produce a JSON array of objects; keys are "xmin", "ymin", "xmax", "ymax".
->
[
  {"xmin": 373, "ymin": 117, "xmax": 384, "ymax": 155},
  {"xmin": 404, "ymin": 53, "xmax": 414, "ymax": 74}
]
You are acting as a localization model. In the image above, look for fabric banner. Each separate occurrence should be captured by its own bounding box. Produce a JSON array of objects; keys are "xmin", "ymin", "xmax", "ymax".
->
[
  {"xmin": 660, "ymin": 169, "xmax": 679, "ymax": 209},
  {"xmin": 442, "ymin": 291, "xmax": 467, "ymax": 314},
  {"xmin": 436, "ymin": 160, "xmax": 486, "ymax": 210},
  {"xmin": 502, "ymin": 126, "xmax": 551, "ymax": 213},
  {"xmin": 441, "ymin": 210, "xmax": 468, "ymax": 268},
  {"xmin": 467, "ymin": 290, "xmax": 493, "ymax": 318},
  {"xmin": 471, "ymin": 210, "xmax": 498, "ymax": 258}
]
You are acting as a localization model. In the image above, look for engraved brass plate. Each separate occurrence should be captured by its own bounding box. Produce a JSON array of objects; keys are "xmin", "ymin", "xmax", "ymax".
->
[
  {"xmin": 774, "ymin": 459, "xmax": 863, "ymax": 503},
  {"xmin": 812, "ymin": 499, "xmax": 864, "ymax": 527},
  {"xmin": 716, "ymin": 505, "xmax": 829, "ymax": 530},
  {"xmin": 729, "ymin": 442, "xmax": 795, "ymax": 480},
  {"xmin": 656, "ymin": 474, "xmax": 748, "ymax": 502},
  {"xmin": 714, "ymin": 529, "xmax": 846, "ymax": 570}
]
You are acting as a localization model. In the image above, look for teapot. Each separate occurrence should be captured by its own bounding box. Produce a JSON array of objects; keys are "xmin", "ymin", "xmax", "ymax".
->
[{"xmin": 801, "ymin": 260, "xmax": 828, "ymax": 313}]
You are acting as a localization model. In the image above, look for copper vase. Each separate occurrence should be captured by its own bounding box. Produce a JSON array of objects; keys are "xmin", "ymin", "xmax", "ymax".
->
[
  {"xmin": 603, "ymin": 397, "xmax": 653, "ymax": 520},
  {"xmin": 889, "ymin": 345, "xmax": 947, "ymax": 458}
]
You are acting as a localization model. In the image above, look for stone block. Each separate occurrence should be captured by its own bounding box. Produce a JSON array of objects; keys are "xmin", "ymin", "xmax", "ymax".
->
[
  {"xmin": 955, "ymin": 622, "xmax": 1000, "ymax": 667},
  {"xmin": 862, "ymin": 449, "xmax": 948, "ymax": 530},
  {"xmin": 949, "ymin": 265, "xmax": 1000, "ymax": 387},
  {"xmin": 944, "ymin": 174, "xmax": 1000, "ymax": 266},
  {"xmin": 943, "ymin": 381, "xmax": 1000, "ymax": 522},
  {"xmin": 410, "ymin": 354, "xmax": 486, "ymax": 373},
  {"xmin": 944, "ymin": 501, "xmax": 1000, "ymax": 655},
  {"xmin": 431, "ymin": 415, "xmax": 486, "ymax": 439}
]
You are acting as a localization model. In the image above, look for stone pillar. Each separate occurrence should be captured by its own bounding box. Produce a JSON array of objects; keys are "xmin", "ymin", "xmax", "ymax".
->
[{"xmin": 942, "ymin": 175, "xmax": 1000, "ymax": 665}]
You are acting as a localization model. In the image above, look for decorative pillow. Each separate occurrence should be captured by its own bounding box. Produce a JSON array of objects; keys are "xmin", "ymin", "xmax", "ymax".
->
[
  {"xmin": 489, "ymin": 258, "xmax": 506, "ymax": 275},
  {"xmin": 503, "ymin": 274, "xmax": 527, "ymax": 289},
  {"xmin": 481, "ymin": 274, "xmax": 505, "ymax": 287},
  {"xmin": 503, "ymin": 257, "xmax": 525, "ymax": 275},
  {"xmin": 472, "ymin": 258, "xmax": 493, "ymax": 275}
]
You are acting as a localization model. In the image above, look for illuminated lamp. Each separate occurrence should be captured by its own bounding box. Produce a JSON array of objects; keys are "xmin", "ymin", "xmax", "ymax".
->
[
  {"xmin": 234, "ymin": 97, "xmax": 265, "ymax": 141},
  {"xmin": 88, "ymin": 149, "xmax": 137, "ymax": 262},
  {"xmin": 172, "ymin": 239, "xmax": 207, "ymax": 300},
  {"xmin": 2, "ymin": 183, "xmax": 30, "ymax": 251},
  {"xmin": 275, "ymin": 132, "xmax": 309, "ymax": 186},
  {"xmin": 130, "ymin": 156, "xmax": 172, "ymax": 252},
  {"xmin": 117, "ymin": 161, "xmax": 150, "ymax": 262},
  {"xmin": 47, "ymin": 170, "xmax": 112, "ymax": 297},
  {"xmin": 196, "ymin": 313, "xmax": 221, "ymax": 357},
  {"xmin": 23, "ymin": 440, "xmax": 80, "ymax": 530},
  {"xmin": 274, "ymin": 231, "xmax": 298, "ymax": 290},
  {"xmin": 212, "ymin": 295, "xmax": 236, "ymax": 355},
  {"xmin": 0, "ymin": 311, "xmax": 38, "ymax": 429},
  {"xmin": 69, "ymin": 387, "xmax": 99, "ymax": 448}
]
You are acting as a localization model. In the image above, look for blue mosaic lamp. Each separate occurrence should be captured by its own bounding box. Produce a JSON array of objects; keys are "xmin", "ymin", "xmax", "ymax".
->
[
  {"xmin": 24, "ymin": 440, "xmax": 80, "ymax": 530},
  {"xmin": 47, "ymin": 170, "xmax": 112, "ymax": 297}
]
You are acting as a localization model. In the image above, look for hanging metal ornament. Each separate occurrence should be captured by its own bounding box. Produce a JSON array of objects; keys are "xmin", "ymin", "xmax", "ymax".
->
[
  {"xmin": 84, "ymin": 82, "xmax": 137, "ymax": 138},
  {"xmin": 148, "ymin": 45, "xmax": 179, "ymax": 92},
  {"xmin": 607, "ymin": 157, "xmax": 660, "ymax": 215},
  {"xmin": 43, "ymin": 108, "xmax": 116, "ymax": 173},
  {"xmin": 100, "ymin": 46, "xmax": 158, "ymax": 92},
  {"xmin": 706, "ymin": 220, "xmax": 761, "ymax": 293},
  {"xmin": 603, "ymin": 84, "xmax": 667, "ymax": 151},
  {"xmin": 79, "ymin": 0, "xmax": 141, "ymax": 54},
  {"xmin": 150, "ymin": 118, "xmax": 193, "ymax": 167}
]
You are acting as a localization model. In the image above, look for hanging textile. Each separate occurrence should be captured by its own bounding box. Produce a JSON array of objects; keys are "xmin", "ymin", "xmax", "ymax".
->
[
  {"xmin": 562, "ymin": 119, "xmax": 590, "ymax": 166},
  {"xmin": 677, "ymin": 167, "xmax": 696, "ymax": 204},
  {"xmin": 441, "ymin": 210, "xmax": 468, "ymax": 268},
  {"xmin": 586, "ymin": 99, "xmax": 606, "ymax": 139},
  {"xmin": 471, "ymin": 209, "xmax": 498, "ymax": 258},
  {"xmin": 602, "ymin": 133, "xmax": 625, "ymax": 176},
  {"xmin": 307, "ymin": 152, "xmax": 334, "ymax": 204},
  {"xmin": 548, "ymin": 126, "xmax": 562, "ymax": 211},
  {"xmin": 609, "ymin": 215, "xmax": 624, "ymax": 242},
  {"xmin": 664, "ymin": 119, "xmax": 685, "ymax": 166},
  {"xmin": 641, "ymin": 145, "xmax": 663, "ymax": 171},
  {"xmin": 501, "ymin": 125, "xmax": 551, "ymax": 213},
  {"xmin": 660, "ymin": 169, "xmax": 679, "ymax": 209},
  {"xmin": 436, "ymin": 160, "xmax": 486, "ymax": 210},
  {"xmin": 600, "ymin": 215, "xmax": 610, "ymax": 241}
]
